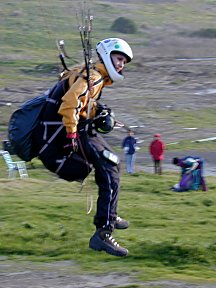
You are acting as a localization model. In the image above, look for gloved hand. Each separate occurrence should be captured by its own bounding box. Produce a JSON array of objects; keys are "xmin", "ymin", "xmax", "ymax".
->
[{"xmin": 64, "ymin": 132, "xmax": 78, "ymax": 153}]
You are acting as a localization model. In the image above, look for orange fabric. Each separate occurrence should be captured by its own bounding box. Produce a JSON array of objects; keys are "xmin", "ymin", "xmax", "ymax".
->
[{"xmin": 58, "ymin": 62, "xmax": 112, "ymax": 133}]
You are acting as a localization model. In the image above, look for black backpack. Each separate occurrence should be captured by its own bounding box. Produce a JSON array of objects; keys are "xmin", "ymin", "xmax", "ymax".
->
[
  {"xmin": 8, "ymin": 67, "xmax": 91, "ymax": 162},
  {"xmin": 8, "ymin": 91, "xmax": 49, "ymax": 162}
]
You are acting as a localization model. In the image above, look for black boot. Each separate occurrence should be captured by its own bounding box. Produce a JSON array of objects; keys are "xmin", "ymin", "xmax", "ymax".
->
[
  {"xmin": 115, "ymin": 216, "xmax": 129, "ymax": 229},
  {"xmin": 89, "ymin": 229, "xmax": 128, "ymax": 257}
]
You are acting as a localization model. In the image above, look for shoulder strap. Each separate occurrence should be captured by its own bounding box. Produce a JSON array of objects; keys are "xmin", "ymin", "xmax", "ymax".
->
[{"xmin": 59, "ymin": 66, "xmax": 86, "ymax": 82}]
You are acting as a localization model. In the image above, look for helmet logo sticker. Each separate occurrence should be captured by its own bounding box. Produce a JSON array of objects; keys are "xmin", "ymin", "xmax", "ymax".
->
[{"xmin": 114, "ymin": 44, "xmax": 120, "ymax": 49}]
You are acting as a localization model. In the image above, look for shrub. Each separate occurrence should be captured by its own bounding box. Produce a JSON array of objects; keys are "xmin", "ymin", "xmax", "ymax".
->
[
  {"xmin": 111, "ymin": 17, "xmax": 137, "ymax": 34},
  {"xmin": 190, "ymin": 28, "xmax": 216, "ymax": 38}
]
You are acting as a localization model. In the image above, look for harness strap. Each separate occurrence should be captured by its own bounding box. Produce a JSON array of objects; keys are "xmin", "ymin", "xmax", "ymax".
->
[
  {"xmin": 42, "ymin": 121, "xmax": 63, "ymax": 140},
  {"xmin": 55, "ymin": 157, "xmax": 67, "ymax": 174},
  {"xmin": 39, "ymin": 124, "xmax": 64, "ymax": 155},
  {"xmin": 55, "ymin": 153, "xmax": 93, "ymax": 176},
  {"xmin": 46, "ymin": 98, "xmax": 59, "ymax": 104}
]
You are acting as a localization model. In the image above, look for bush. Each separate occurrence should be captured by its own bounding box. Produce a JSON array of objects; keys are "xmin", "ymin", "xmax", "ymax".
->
[
  {"xmin": 111, "ymin": 17, "xmax": 137, "ymax": 34},
  {"xmin": 190, "ymin": 28, "xmax": 216, "ymax": 38}
]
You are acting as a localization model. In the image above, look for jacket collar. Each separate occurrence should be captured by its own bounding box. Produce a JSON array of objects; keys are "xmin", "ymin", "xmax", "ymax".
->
[{"xmin": 94, "ymin": 62, "xmax": 113, "ymax": 86}]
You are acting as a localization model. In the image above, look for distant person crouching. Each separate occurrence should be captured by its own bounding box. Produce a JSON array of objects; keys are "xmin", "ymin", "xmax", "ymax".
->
[{"xmin": 172, "ymin": 156, "xmax": 208, "ymax": 192}]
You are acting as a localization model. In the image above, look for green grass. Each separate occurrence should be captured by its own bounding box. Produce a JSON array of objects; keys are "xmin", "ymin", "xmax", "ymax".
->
[
  {"xmin": 0, "ymin": 160, "xmax": 216, "ymax": 282},
  {"xmin": 166, "ymin": 139, "xmax": 216, "ymax": 152},
  {"xmin": 164, "ymin": 108, "xmax": 216, "ymax": 129},
  {"xmin": 1, "ymin": 0, "xmax": 215, "ymax": 88}
]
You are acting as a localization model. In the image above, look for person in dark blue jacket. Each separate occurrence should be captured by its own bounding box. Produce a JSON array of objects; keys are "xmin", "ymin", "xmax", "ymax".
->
[{"xmin": 122, "ymin": 130, "xmax": 137, "ymax": 174}]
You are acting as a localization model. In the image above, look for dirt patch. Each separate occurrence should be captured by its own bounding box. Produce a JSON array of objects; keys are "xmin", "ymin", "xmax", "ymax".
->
[
  {"xmin": 1, "ymin": 259, "xmax": 216, "ymax": 288},
  {"xmin": 0, "ymin": 260, "xmax": 133, "ymax": 288}
]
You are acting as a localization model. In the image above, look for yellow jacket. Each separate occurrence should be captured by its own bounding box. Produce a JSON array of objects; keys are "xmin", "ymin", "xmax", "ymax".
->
[{"xmin": 58, "ymin": 62, "xmax": 112, "ymax": 134}]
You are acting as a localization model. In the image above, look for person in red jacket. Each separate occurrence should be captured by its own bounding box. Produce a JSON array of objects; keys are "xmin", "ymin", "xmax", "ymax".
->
[{"xmin": 149, "ymin": 134, "xmax": 166, "ymax": 175}]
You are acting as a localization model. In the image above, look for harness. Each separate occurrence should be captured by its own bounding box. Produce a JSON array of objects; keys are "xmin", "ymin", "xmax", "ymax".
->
[
  {"xmin": 38, "ymin": 67, "xmax": 103, "ymax": 160},
  {"xmin": 38, "ymin": 79, "xmax": 68, "ymax": 155}
]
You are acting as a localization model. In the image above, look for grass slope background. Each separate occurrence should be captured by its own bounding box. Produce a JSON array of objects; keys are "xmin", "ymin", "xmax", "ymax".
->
[{"xmin": 0, "ymin": 0, "xmax": 216, "ymax": 286}]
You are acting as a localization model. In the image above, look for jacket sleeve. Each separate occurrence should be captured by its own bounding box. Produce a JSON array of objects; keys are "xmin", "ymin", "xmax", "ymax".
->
[
  {"xmin": 122, "ymin": 138, "xmax": 126, "ymax": 148},
  {"xmin": 58, "ymin": 76, "xmax": 88, "ymax": 133},
  {"xmin": 58, "ymin": 64, "xmax": 107, "ymax": 134},
  {"xmin": 149, "ymin": 142, "xmax": 153, "ymax": 155}
]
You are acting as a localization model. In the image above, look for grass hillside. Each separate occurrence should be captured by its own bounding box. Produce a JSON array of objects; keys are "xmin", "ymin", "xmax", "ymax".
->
[
  {"xmin": 0, "ymin": 157, "xmax": 216, "ymax": 283},
  {"xmin": 1, "ymin": 0, "xmax": 216, "ymax": 85}
]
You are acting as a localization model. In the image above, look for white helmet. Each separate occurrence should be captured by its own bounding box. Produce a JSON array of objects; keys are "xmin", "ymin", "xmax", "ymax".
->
[{"xmin": 96, "ymin": 38, "xmax": 133, "ymax": 82}]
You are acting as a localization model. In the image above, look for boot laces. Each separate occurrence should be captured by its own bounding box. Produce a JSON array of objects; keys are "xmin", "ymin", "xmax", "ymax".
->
[
  {"xmin": 116, "ymin": 216, "xmax": 122, "ymax": 222},
  {"xmin": 105, "ymin": 233, "xmax": 120, "ymax": 247}
]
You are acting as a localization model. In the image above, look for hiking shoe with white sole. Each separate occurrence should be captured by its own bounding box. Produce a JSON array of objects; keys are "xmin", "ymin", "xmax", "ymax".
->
[
  {"xmin": 115, "ymin": 216, "xmax": 129, "ymax": 229},
  {"xmin": 89, "ymin": 229, "xmax": 128, "ymax": 257}
]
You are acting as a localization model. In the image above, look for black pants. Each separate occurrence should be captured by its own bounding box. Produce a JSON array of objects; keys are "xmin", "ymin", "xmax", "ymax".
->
[
  {"xmin": 154, "ymin": 159, "xmax": 162, "ymax": 175},
  {"xmin": 33, "ymin": 123, "xmax": 120, "ymax": 232}
]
